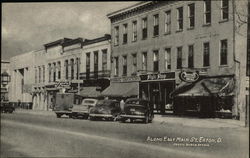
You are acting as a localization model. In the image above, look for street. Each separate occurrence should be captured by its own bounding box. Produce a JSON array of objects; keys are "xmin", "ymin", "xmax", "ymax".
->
[{"xmin": 1, "ymin": 112, "xmax": 249, "ymax": 158}]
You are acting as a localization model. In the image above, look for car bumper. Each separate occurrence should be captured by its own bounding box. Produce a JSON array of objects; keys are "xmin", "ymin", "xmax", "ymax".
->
[
  {"xmin": 120, "ymin": 114, "xmax": 146, "ymax": 119},
  {"xmin": 89, "ymin": 113, "xmax": 113, "ymax": 118},
  {"xmin": 55, "ymin": 111, "xmax": 72, "ymax": 114}
]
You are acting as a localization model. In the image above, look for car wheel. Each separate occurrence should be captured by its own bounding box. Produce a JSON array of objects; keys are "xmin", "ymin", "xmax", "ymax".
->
[
  {"xmin": 144, "ymin": 116, "xmax": 149, "ymax": 124},
  {"xmin": 56, "ymin": 114, "xmax": 61, "ymax": 118},
  {"xmin": 130, "ymin": 118, "xmax": 134, "ymax": 123},
  {"xmin": 89, "ymin": 116, "xmax": 95, "ymax": 121},
  {"xmin": 69, "ymin": 114, "xmax": 72, "ymax": 118}
]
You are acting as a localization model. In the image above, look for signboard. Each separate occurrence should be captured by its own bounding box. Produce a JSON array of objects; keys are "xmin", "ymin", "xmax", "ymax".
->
[
  {"xmin": 111, "ymin": 76, "xmax": 140, "ymax": 83},
  {"xmin": 179, "ymin": 71, "xmax": 199, "ymax": 83},
  {"xmin": 55, "ymin": 81, "xmax": 71, "ymax": 88},
  {"xmin": 140, "ymin": 72, "xmax": 175, "ymax": 81}
]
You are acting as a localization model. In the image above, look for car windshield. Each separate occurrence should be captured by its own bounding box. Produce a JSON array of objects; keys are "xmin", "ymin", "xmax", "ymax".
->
[
  {"xmin": 126, "ymin": 100, "xmax": 147, "ymax": 107},
  {"xmin": 83, "ymin": 100, "xmax": 96, "ymax": 104},
  {"xmin": 96, "ymin": 100, "xmax": 114, "ymax": 107}
]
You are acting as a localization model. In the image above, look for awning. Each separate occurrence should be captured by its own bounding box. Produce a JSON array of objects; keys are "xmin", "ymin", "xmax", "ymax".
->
[
  {"xmin": 78, "ymin": 87, "xmax": 101, "ymax": 98},
  {"xmin": 101, "ymin": 82, "xmax": 139, "ymax": 97},
  {"xmin": 171, "ymin": 77, "xmax": 235, "ymax": 97}
]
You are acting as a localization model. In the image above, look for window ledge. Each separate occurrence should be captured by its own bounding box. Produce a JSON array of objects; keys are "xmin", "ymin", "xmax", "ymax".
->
[
  {"xmin": 219, "ymin": 19, "xmax": 229, "ymax": 23},
  {"xmin": 114, "ymin": 44, "xmax": 119, "ymax": 47},
  {"xmin": 164, "ymin": 32, "xmax": 171, "ymax": 35},
  {"xmin": 132, "ymin": 40, "xmax": 137, "ymax": 43},
  {"xmin": 176, "ymin": 29, "xmax": 183, "ymax": 33},
  {"xmin": 202, "ymin": 66, "xmax": 210, "ymax": 68},
  {"xmin": 153, "ymin": 35, "xmax": 159, "ymax": 38},
  {"xmin": 187, "ymin": 27, "xmax": 194, "ymax": 30},
  {"xmin": 219, "ymin": 65, "xmax": 228, "ymax": 68},
  {"xmin": 142, "ymin": 38, "xmax": 147, "ymax": 40},
  {"xmin": 202, "ymin": 23, "xmax": 211, "ymax": 27},
  {"xmin": 122, "ymin": 42, "xmax": 127, "ymax": 45}
]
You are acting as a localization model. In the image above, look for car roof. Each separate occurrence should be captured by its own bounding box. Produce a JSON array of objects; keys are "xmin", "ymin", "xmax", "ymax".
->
[
  {"xmin": 83, "ymin": 98, "xmax": 98, "ymax": 101},
  {"xmin": 125, "ymin": 98, "xmax": 148, "ymax": 102}
]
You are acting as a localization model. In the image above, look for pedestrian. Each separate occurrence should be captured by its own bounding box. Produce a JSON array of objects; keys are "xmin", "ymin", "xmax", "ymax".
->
[{"xmin": 120, "ymin": 99, "xmax": 125, "ymax": 112}]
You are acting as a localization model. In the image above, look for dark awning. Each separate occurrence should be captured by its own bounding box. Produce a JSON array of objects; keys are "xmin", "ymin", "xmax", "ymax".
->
[
  {"xmin": 171, "ymin": 77, "xmax": 235, "ymax": 97},
  {"xmin": 101, "ymin": 82, "xmax": 138, "ymax": 97},
  {"xmin": 78, "ymin": 87, "xmax": 101, "ymax": 98}
]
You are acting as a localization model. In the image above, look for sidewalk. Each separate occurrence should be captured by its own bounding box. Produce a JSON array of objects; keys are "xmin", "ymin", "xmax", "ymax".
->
[{"xmin": 14, "ymin": 109, "xmax": 248, "ymax": 129}]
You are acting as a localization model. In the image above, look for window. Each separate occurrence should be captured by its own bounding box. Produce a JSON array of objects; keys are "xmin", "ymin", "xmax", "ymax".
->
[
  {"xmin": 142, "ymin": 17, "xmax": 147, "ymax": 39},
  {"xmin": 153, "ymin": 50, "xmax": 159, "ymax": 72},
  {"xmin": 204, "ymin": 0, "xmax": 211, "ymax": 24},
  {"xmin": 122, "ymin": 55, "xmax": 127, "ymax": 76},
  {"xmin": 43, "ymin": 65, "xmax": 45, "ymax": 83},
  {"xmin": 142, "ymin": 52, "xmax": 147, "ymax": 71},
  {"xmin": 221, "ymin": 0, "xmax": 229, "ymax": 20},
  {"xmin": 203, "ymin": 42, "xmax": 210, "ymax": 67},
  {"xmin": 94, "ymin": 51, "xmax": 98, "ymax": 78},
  {"xmin": 53, "ymin": 63, "xmax": 56, "ymax": 82},
  {"xmin": 48, "ymin": 64, "xmax": 51, "ymax": 82},
  {"xmin": 65, "ymin": 60, "xmax": 68, "ymax": 80},
  {"xmin": 188, "ymin": 45, "xmax": 194, "ymax": 68},
  {"xmin": 153, "ymin": 14, "xmax": 159, "ymax": 36},
  {"xmin": 114, "ymin": 57, "xmax": 119, "ymax": 76},
  {"xmin": 188, "ymin": 4, "xmax": 195, "ymax": 28},
  {"xmin": 38, "ymin": 66, "xmax": 41, "ymax": 83},
  {"xmin": 102, "ymin": 49, "xmax": 107, "ymax": 71},
  {"xmin": 70, "ymin": 59, "xmax": 74, "ymax": 80},
  {"xmin": 76, "ymin": 58, "xmax": 80, "ymax": 79},
  {"xmin": 165, "ymin": 11, "xmax": 171, "ymax": 34},
  {"xmin": 123, "ymin": 24, "xmax": 128, "ymax": 44},
  {"xmin": 114, "ymin": 26, "xmax": 119, "ymax": 46},
  {"xmin": 132, "ymin": 21, "xmax": 137, "ymax": 42},
  {"xmin": 57, "ymin": 61, "xmax": 61, "ymax": 80},
  {"xmin": 165, "ymin": 48, "xmax": 171, "ymax": 70},
  {"xmin": 132, "ymin": 54, "xmax": 137, "ymax": 74},
  {"xmin": 86, "ymin": 53, "xmax": 90, "ymax": 79},
  {"xmin": 177, "ymin": 7, "xmax": 183, "ymax": 30},
  {"xmin": 177, "ymin": 47, "xmax": 182, "ymax": 69},
  {"xmin": 220, "ymin": 39, "xmax": 228, "ymax": 65},
  {"xmin": 35, "ymin": 67, "xmax": 37, "ymax": 83}
]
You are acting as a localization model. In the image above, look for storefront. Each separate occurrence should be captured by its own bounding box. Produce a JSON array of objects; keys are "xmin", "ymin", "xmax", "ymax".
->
[
  {"xmin": 139, "ymin": 72, "xmax": 176, "ymax": 114},
  {"xmin": 170, "ymin": 71, "xmax": 235, "ymax": 118}
]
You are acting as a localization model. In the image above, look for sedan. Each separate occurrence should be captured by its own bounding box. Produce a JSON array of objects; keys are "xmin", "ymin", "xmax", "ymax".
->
[{"xmin": 71, "ymin": 98, "xmax": 98, "ymax": 119}]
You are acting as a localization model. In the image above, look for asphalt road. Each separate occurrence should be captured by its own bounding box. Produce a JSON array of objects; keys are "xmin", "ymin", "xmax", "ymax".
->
[{"xmin": 1, "ymin": 113, "xmax": 249, "ymax": 158}]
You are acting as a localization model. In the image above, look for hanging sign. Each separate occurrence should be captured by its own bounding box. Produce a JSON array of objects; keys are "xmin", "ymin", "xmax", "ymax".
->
[
  {"xmin": 179, "ymin": 71, "xmax": 199, "ymax": 83},
  {"xmin": 55, "ymin": 81, "xmax": 71, "ymax": 88}
]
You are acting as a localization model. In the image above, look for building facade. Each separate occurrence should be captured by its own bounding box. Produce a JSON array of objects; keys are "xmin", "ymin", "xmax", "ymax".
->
[
  {"xmin": 1, "ymin": 60, "xmax": 10, "ymax": 101},
  {"xmin": 106, "ymin": 1, "xmax": 247, "ymax": 120}
]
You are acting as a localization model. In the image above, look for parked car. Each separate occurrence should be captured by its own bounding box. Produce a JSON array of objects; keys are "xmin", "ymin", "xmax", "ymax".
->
[
  {"xmin": 71, "ymin": 98, "xmax": 98, "ymax": 119},
  {"xmin": 120, "ymin": 98, "xmax": 154, "ymax": 123},
  {"xmin": 53, "ymin": 93, "xmax": 74, "ymax": 118},
  {"xmin": 89, "ymin": 100, "xmax": 120, "ymax": 121},
  {"xmin": 0, "ymin": 101, "xmax": 15, "ymax": 113}
]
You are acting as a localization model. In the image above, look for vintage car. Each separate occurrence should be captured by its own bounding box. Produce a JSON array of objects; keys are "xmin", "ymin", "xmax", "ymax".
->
[
  {"xmin": 120, "ymin": 98, "xmax": 154, "ymax": 123},
  {"xmin": 53, "ymin": 93, "xmax": 74, "ymax": 118},
  {"xmin": 71, "ymin": 98, "xmax": 98, "ymax": 119},
  {"xmin": 89, "ymin": 100, "xmax": 120, "ymax": 121},
  {"xmin": 0, "ymin": 101, "xmax": 15, "ymax": 113}
]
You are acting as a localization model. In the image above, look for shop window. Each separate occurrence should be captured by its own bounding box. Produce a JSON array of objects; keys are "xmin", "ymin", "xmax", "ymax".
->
[
  {"xmin": 123, "ymin": 24, "xmax": 128, "ymax": 44},
  {"xmin": 142, "ymin": 17, "xmax": 147, "ymax": 39},
  {"xmin": 204, "ymin": 0, "xmax": 211, "ymax": 24},
  {"xmin": 65, "ymin": 60, "xmax": 68, "ymax": 80},
  {"xmin": 221, "ymin": 0, "xmax": 229, "ymax": 20},
  {"xmin": 188, "ymin": 45, "xmax": 194, "ymax": 68},
  {"xmin": 142, "ymin": 52, "xmax": 147, "ymax": 71},
  {"xmin": 220, "ymin": 39, "xmax": 228, "ymax": 65},
  {"xmin": 102, "ymin": 49, "xmax": 108, "ymax": 71},
  {"xmin": 132, "ymin": 21, "xmax": 137, "ymax": 42},
  {"xmin": 114, "ymin": 26, "xmax": 119, "ymax": 46},
  {"xmin": 203, "ymin": 42, "xmax": 210, "ymax": 67},
  {"xmin": 153, "ymin": 50, "xmax": 159, "ymax": 72},
  {"xmin": 177, "ymin": 47, "xmax": 182, "ymax": 69},
  {"xmin": 165, "ymin": 10, "xmax": 171, "ymax": 34},
  {"xmin": 165, "ymin": 48, "xmax": 171, "ymax": 70},
  {"xmin": 177, "ymin": 7, "xmax": 183, "ymax": 31},
  {"xmin": 122, "ymin": 55, "xmax": 127, "ymax": 76},
  {"xmin": 153, "ymin": 14, "xmax": 159, "ymax": 36},
  {"xmin": 188, "ymin": 3, "xmax": 195, "ymax": 28}
]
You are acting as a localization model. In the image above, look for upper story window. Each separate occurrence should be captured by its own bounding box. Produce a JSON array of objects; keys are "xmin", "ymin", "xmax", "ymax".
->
[
  {"xmin": 142, "ymin": 17, "xmax": 148, "ymax": 39},
  {"xmin": 221, "ymin": 0, "xmax": 229, "ymax": 20},
  {"xmin": 132, "ymin": 21, "xmax": 137, "ymax": 42},
  {"xmin": 43, "ymin": 65, "xmax": 45, "ymax": 83},
  {"xmin": 164, "ymin": 10, "xmax": 171, "ymax": 34},
  {"xmin": 57, "ymin": 61, "xmax": 61, "ymax": 80},
  {"xmin": 102, "ymin": 49, "xmax": 108, "ymax": 71},
  {"xmin": 123, "ymin": 24, "xmax": 128, "ymax": 44},
  {"xmin": 177, "ymin": 47, "xmax": 182, "ymax": 69},
  {"xmin": 35, "ymin": 67, "xmax": 37, "ymax": 84},
  {"xmin": 153, "ymin": 50, "xmax": 159, "ymax": 72},
  {"xmin": 86, "ymin": 53, "xmax": 90, "ymax": 73},
  {"xmin": 132, "ymin": 53, "xmax": 137, "ymax": 74},
  {"xmin": 204, "ymin": 0, "xmax": 211, "ymax": 24},
  {"xmin": 153, "ymin": 14, "xmax": 159, "ymax": 36},
  {"xmin": 220, "ymin": 39, "xmax": 228, "ymax": 65},
  {"xmin": 53, "ymin": 62, "xmax": 56, "ymax": 82},
  {"xmin": 122, "ymin": 55, "xmax": 127, "ymax": 76},
  {"xmin": 188, "ymin": 4, "xmax": 195, "ymax": 28},
  {"xmin": 177, "ymin": 7, "xmax": 183, "ymax": 31},
  {"xmin": 94, "ymin": 51, "xmax": 99, "ymax": 71},
  {"xmin": 188, "ymin": 45, "xmax": 194, "ymax": 68},
  {"xmin": 114, "ymin": 57, "xmax": 119, "ymax": 76},
  {"xmin": 165, "ymin": 48, "xmax": 171, "ymax": 70},
  {"xmin": 142, "ymin": 52, "xmax": 147, "ymax": 71},
  {"xmin": 65, "ymin": 60, "xmax": 68, "ymax": 80},
  {"xmin": 76, "ymin": 58, "xmax": 80, "ymax": 80},
  {"xmin": 203, "ymin": 42, "xmax": 210, "ymax": 67},
  {"xmin": 38, "ymin": 66, "xmax": 41, "ymax": 83},
  {"xmin": 114, "ymin": 26, "xmax": 119, "ymax": 46},
  {"xmin": 70, "ymin": 59, "xmax": 74, "ymax": 80}
]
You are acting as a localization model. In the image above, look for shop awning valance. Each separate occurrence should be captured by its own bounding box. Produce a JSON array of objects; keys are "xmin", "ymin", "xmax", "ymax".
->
[
  {"xmin": 171, "ymin": 77, "xmax": 235, "ymax": 97},
  {"xmin": 78, "ymin": 87, "xmax": 101, "ymax": 98},
  {"xmin": 101, "ymin": 82, "xmax": 138, "ymax": 97}
]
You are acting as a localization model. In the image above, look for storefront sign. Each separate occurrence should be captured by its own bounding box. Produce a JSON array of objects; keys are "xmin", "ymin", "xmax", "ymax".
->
[
  {"xmin": 140, "ymin": 72, "xmax": 175, "ymax": 81},
  {"xmin": 179, "ymin": 71, "xmax": 199, "ymax": 83},
  {"xmin": 111, "ymin": 76, "xmax": 140, "ymax": 83},
  {"xmin": 55, "ymin": 81, "xmax": 71, "ymax": 88}
]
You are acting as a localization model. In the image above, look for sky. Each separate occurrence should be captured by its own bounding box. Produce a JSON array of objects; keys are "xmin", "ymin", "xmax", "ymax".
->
[{"xmin": 1, "ymin": 2, "xmax": 139, "ymax": 60}]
